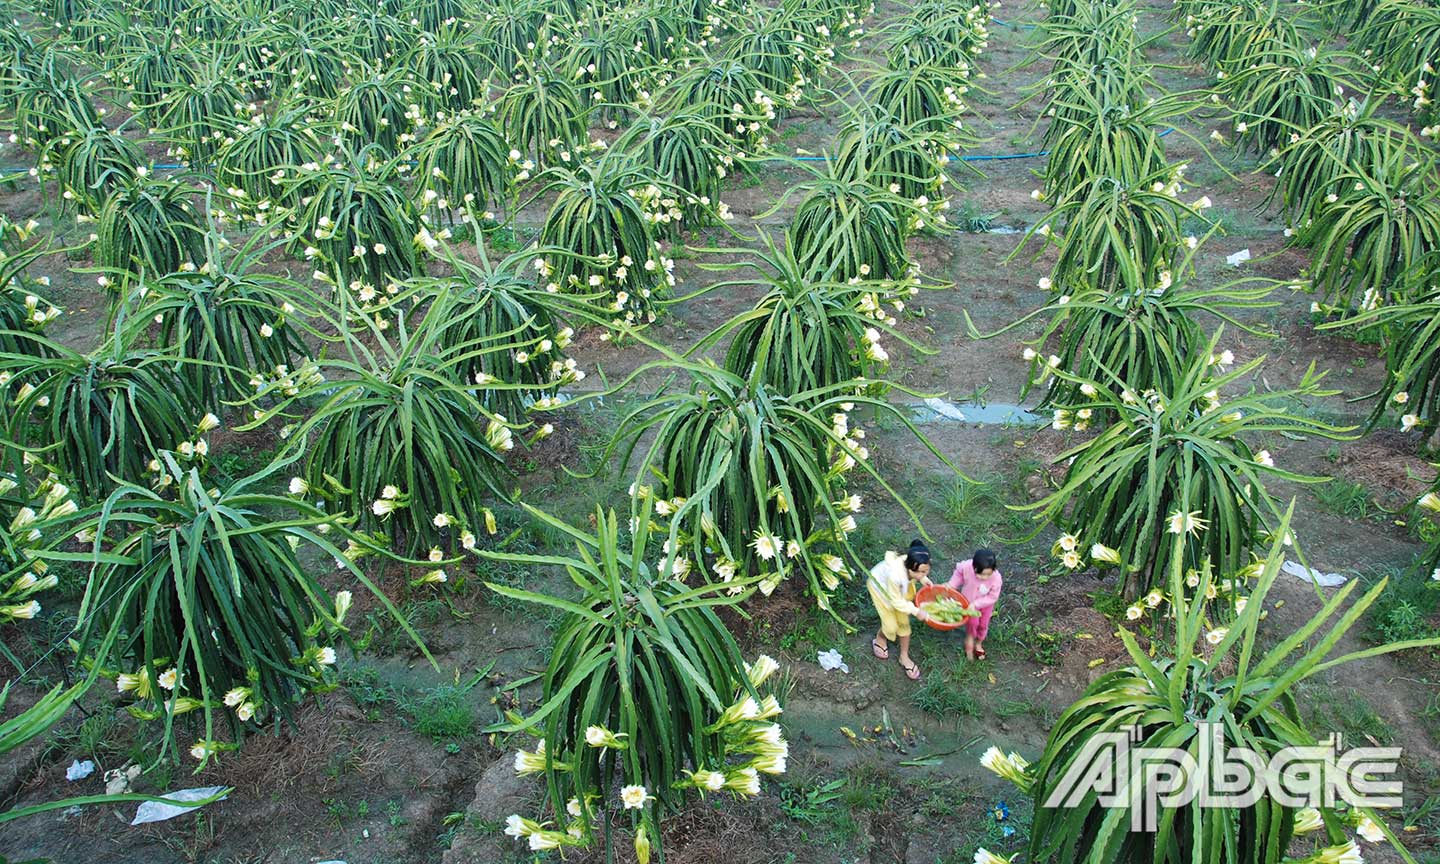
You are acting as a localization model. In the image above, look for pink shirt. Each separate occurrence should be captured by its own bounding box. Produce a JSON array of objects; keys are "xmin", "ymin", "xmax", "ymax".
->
[{"xmin": 947, "ymin": 559, "xmax": 1002, "ymax": 612}]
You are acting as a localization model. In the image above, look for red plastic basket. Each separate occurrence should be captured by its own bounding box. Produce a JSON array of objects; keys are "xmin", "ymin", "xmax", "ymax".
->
[{"xmin": 914, "ymin": 584, "xmax": 971, "ymax": 631}]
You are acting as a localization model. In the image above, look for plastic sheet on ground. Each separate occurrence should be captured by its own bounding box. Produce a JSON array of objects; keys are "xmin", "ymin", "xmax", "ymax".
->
[
  {"xmin": 130, "ymin": 786, "xmax": 229, "ymax": 825},
  {"xmin": 922, "ymin": 397, "xmax": 967, "ymax": 422},
  {"xmin": 1281, "ymin": 560, "xmax": 1347, "ymax": 587}
]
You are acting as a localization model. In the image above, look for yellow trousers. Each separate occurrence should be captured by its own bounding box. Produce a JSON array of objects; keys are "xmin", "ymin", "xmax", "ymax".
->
[{"xmin": 868, "ymin": 581, "xmax": 912, "ymax": 640}]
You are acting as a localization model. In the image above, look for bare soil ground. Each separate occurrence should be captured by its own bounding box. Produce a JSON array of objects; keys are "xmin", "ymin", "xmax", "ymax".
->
[{"xmin": 1, "ymin": 0, "xmax": 1438, "ymax": 862}]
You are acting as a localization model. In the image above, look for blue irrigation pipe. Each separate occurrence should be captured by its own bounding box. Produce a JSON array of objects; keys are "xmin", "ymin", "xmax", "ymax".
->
[{"xmin": 990, "ymin": 16, "xmax": 1038, "ymax": 29}]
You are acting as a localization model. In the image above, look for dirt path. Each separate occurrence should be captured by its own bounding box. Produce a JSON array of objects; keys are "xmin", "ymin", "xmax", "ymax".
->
[{"xmin": 2, "ymin": 0, "xmax": 1439, "ymax": 861}]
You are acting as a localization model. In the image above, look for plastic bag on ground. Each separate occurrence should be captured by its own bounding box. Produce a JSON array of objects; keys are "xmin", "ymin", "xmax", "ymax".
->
[
  {"xmin": 130, "ymin": 786, "xmax": 228, "ymax": 825},
  {"xmin": 923, "ymin": 398, "xmax": 967, "ymax": 422},
  {"xmin": 817, "ymin": 649, "xmax": 850, "ymax": 673},
  {"xmin": 1281, "ymin": 559, "xmax": 1347, "ymax": 587},
  {"xmin": 66, "ymin": 760, "xmax": 95, "ymax": 782}
]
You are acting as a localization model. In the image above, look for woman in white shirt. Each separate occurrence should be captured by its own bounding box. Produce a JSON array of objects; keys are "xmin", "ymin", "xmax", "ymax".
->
[{"xmin": 867, "ymin": 539, "xmax": 932, "ymax": 681}]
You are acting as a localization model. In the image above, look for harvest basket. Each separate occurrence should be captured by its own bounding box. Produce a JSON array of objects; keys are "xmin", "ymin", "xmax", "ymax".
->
[{"xmin": 915, "ymin": 584, "xmax": 970, "ymax": 631}]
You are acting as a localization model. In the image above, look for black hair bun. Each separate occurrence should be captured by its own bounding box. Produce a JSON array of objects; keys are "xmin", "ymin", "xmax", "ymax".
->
[{"xmin": 905, "ymin": 539, "xmax": 931, "ymax": 567}]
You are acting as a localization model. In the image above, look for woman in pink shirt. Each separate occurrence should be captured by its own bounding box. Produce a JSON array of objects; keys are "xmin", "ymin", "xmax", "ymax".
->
[{"xmin": 947, "ymin": 548, "xmax": 1001, "ymax": 660}]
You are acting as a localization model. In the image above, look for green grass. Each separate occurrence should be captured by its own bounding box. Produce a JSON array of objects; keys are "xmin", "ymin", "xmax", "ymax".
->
[
  {"xmin": 1351, "ymin": 325, "xmax": 1385, "ymax": 347},
  {"xmin": 990, "ymin": 696, "xmax": 1037, "ymax": 719},
  {"xmin": 960, "ymin": 383, "xmax": 992, "ymax": 408},
  {"xmin": 840, "ymin": 759, "xmax": 897, "ymax": 811},
  {"xmin": 1360, "ymin": 568, "xmax": 1440, "ymax": 650},
  {"xmin": 410, "ymin": 682, "xmax": 479, "ymax": 739},
  {"xmin": 342, "ymin": 665, "xmax": 488, "ymax": 740},
  {"xmin": 941, "ymin": 477, "xmax": 998, "ymax": 525},
  {"xmin": 779, "ymin": 777, "xmax": 847, "ymax": 824},
  {"xmin": 436, "ymin": 811, "xmax": 467, "ymax": 850},
  {"xmin": 953, "ymin": 200, "xmax": 996, "ymax": 233},
  {"xmin": 358, "ymin": 598, "xmax": 451, "ymax": 656},
  {"xmin": 1182, "ymin": 206, "xmax": 1267, "ymax": 237},
  {"xmin": 776, "ymin": 769, "xmax": 870, "ymax": 845},
  {"xmin": 939, "ymin": 477, "xmax": 1019, "ymax": 549},
  {"xmin": 50, "ymin": 560, "xmax": 89, "ymax": 602},
  {"xmin": 968, "ymin": 797, "xmax": 1032, "ymax": 860},
  {"xmin": 870, "ymin": 408, "xmax": 908, "ymax": 433},
  {"xmin": 1371, "ymin": 598, "xmax": 1438, "ymax": 645},
  {"xmin": 1313, "ymin": 479, "xmax": 1377, "ymax": 520},
  {"xmin": 476, "ymin": 553, "xmax": 538, "ymax": 615},
  {"xmin": 910, "ymin": 664, "xmax": 982, "ymax": 719},
  {"xmin": 1005, "ymin": 457, "xmax": 1045, "ymax": 496},
  {"xmin": 990, "ymin": 589, "xmax": 1064, "ymax": 667},
  {"xmin": 777, "ymin": 777, "xmax": 852, "ymax": 840},
  {"xmin": 466, "ymin": 507, "xmax": 602, "ymax": 628},
  {"xmin": 1299, "ymin": 682, "xmax": 1395, "ymax": 746},
  {"xmin": 72, "ymin": 712, "xmax": 120, "ymax": 758},
  {"xmin": 484, "ymin": 224, "xmax": 521, "ymax": 252},
  {"xmin": 1424, "ymin": 691, "xmax": 1440, "ymax": 743},
  {"xmin": 1090, "ymin": 589, "xmax": 1129, "ymax": 622},
  {"xmin": 321, "ymin": 796, "xmax": 370, "ymax": 827},
  {"xmin": 779, "ymin": 607, "xmax": 848, "ymax": 653},
  {"xmin": 212, "ymin": 442, "xmax": 281, "ymax": 484},
  {"xmin": 386, "ymin": 799, "xmax": 409, "ymax": 827},
  {"xmin": 738, "ymin": 167, "xmax": 769, "ymax": 189},
  {"xmin": 913, "ymin": 777, "xmax": 974, "ymax": 820},
  {"xmin": 1179, "ymin": 159, "xmax": 1233, "ymax": 189},
  {"xmin": 928, "ymin": 789, "xmax": 1032, "ymax": 864},
  {"xmin": 46, "ymin": 709, "xmax": 125, "ymax": 765}
]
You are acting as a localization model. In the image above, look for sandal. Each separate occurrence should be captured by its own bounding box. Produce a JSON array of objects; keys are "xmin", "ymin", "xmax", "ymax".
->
[
  {"xmin": 900, "ymin": 659, "xmax": 921, "ymax": 681},
  {"xmin": 871, "ymin": 639, "xmax": 889, "ymax": 660},
  {"xmin": 975, "ymin": 646, "xmax": 987, "ymax": 660}
]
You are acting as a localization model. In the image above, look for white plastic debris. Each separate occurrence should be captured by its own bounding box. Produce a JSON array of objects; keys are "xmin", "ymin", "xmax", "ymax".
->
[
  {"xmin": 65, "ymin": 760, "xmax": 95, "ymax": 782},
  {"xmin": 923, "ymin": 398, "xmax": 967, "ymax": 422},
  {"xmin": 1281, "ymin": 560, "xmax": 1347, "ymax": 587},
  {"xmin": 105, "ymin": 764, "xmax": 142, "ymax": 795},
  {"xmin": 130, "ymin": 786, "xmax": 228, "ymax": 825},
  {"xmin": 1226, "ymin": 248, "xmax": 1252, "ymax": 267},
  {"xmin": 817, "ymin": 649, "xmax": 850, "ymax": 674}
]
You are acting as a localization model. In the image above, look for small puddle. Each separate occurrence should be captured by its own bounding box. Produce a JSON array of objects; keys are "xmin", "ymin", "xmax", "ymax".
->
[{"xmin": 909, "ymin": 397, "xmax": 1044, "ymax": 426}]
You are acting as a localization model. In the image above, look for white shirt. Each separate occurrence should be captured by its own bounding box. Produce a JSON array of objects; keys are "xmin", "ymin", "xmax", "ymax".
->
[{"xmin": 868, "ymin": 551, "xmax": 919, "ymax": 616}]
